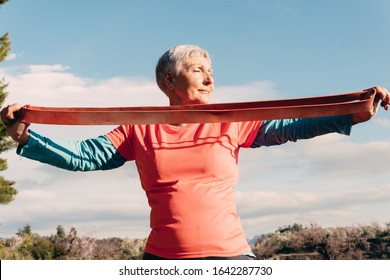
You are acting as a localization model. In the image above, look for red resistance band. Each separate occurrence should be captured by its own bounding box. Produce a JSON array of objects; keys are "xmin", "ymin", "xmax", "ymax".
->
[{"xmin": 20, "ymin": 91, "xmax": 374, "ymax": 125}]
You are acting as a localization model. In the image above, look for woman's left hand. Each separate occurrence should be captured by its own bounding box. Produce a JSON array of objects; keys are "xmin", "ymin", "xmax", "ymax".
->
[{"xmin": 352, "ymin": 86, "xmax": 389, "ymax": 124}]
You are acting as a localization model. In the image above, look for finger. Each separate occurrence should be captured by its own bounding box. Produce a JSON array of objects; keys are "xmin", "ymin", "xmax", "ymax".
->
[
  {"xmin": 365, "ymin": 86, "xmax": 390, "ymax": 111},
  {"xmin": 379, "ymin": 88, "xmax": 389, "ymax": 110},
  {"xmin": 381, "ymin": 100, "xmax": 389, "ymax": 111},
  {"xmin": 1, "ymin": 103, "xmax": 24, "ymax": 125},
  {"xmin": 1, "ymin": 105, "xmax": 11, "ymax": 125}
]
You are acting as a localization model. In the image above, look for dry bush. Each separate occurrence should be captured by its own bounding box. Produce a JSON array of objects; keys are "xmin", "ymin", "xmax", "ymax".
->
[
  {"xmin": 253, "ymin": 223, "xmax": 373, "ymax": 260},
  {"xmin": 66, "ymin": 236, "xmax": 97, "ymax": 260},
  {"xmin": 120, "ymin": 237, "xmax": 146, "ymax": 260}
]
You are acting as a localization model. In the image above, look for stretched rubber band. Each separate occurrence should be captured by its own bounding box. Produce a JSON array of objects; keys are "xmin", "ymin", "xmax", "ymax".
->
[{"xmin": 20, "ymin": 91, "xmax": 374, "ymax": 125}]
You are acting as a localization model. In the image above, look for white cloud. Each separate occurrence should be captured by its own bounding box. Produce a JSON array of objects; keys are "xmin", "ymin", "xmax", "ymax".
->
[
  {"xmin": 1, "ymin": 65, "xmax": 279, "ymax": 108},
  {"xmin": 374, "ymin": 117, "xmax": 390, "ymax": 128},
  {"xmin": 213, "ymin": 80, "xmax": 280, "ymax": 103},
  {"xmin": 236, "ymin": 184, "xmax": 390, "ymax": 218},
  {"xmin": 5, "ymin": 53, "xmax": 17, "ymax": 61},
  {"xmin": 1, "ymin": 64, "xmax": 166, "ymax": 108},
  {"xmin": 296, "ymin": 137, "xmax": 390, "ymax": 179},
  {"xmin": 28, "ymin": 64, "xmax": 70, "ymax": 73},
  {"xmin": 237, "ymin": 184, "xmax": 390, "ymax": 236}
]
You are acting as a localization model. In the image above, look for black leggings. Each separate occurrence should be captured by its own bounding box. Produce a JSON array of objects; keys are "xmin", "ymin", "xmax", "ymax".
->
[{"xmin": 142, "ymin": 252, "xmax": 255, "ymax": 260}]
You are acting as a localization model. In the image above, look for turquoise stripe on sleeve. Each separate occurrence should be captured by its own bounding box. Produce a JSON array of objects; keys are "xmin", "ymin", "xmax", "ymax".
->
[{"xmin": 17, "ymin": 130, "xmax": 126, "ymax": 171}]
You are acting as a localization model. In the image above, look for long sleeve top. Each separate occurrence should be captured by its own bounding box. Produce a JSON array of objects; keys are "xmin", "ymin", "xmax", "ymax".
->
[
  {"xmin": 17, "ymin": 115, "xmax": 352, "ymax": 171},
  {"xmin": 16, "ymin": 115, "xmax": 352, "ymax": 258}
]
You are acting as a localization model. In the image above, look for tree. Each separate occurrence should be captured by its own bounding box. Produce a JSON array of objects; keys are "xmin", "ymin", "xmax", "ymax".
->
[
  {"xmin": 69, "ymin": 227, "xmax": 78, "ymax": 238},
  {"xmin": 56, "ymin": 225, "xmax": 66, "ymax": 239},
  {"xmin": 17, "ymin": 224, "xmax": 32, "ymax": 237},
  {"xmin": 0, "ymin": 0, "xmax": 17, "ymax": 204}
]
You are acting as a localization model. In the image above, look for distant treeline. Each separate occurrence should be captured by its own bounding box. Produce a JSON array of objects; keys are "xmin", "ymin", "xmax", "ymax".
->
[
  {"xmin": 1, "ymin": 223, "xmax": 389, "ymax": 260},
  {"xmin": 253, "ymin": 223, "xmax": 390, "ymax": 260},
  {"xmin": 0, "ymin": 225, "xmax": 146, "ymax": 260}
]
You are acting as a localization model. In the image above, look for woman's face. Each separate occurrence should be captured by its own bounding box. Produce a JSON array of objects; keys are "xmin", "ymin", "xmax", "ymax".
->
[{"xmin": 169, "ymin": 56, "xmax": 214, "ymax": 105}]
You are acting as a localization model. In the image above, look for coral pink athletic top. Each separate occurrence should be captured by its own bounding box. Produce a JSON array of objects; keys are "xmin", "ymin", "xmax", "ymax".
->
[{"xmin": 106, "ymin": 121, "xmax": 262, "ymax": 258}]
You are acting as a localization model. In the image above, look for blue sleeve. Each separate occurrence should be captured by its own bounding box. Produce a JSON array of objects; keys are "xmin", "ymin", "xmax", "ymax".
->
[
  {"xmin": 252, "ymin": 114, "xmax": 353, "ymax": 147},
  {"xmin": 17, "ymin": 130, "xmax": 126, "ymax": 171}
]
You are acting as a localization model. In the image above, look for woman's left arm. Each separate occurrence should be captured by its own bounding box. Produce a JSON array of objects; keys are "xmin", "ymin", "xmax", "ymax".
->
[
  {"xmin": 252, "ymin": 115, "xmax": 353, "ymax": 147},
  {"xmin": 252, "ymin": 86, "xmax": 389, "ymax": 148}
]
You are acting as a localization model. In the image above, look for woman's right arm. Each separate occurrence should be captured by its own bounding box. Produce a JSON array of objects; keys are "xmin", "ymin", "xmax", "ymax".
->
[
  {"xmin": 17, "ymin": 131, "xmax": 126, "ymax": 171},
  {"xmin": 1, "ymin": 103, "xmax": 126, "ymax": 171}
]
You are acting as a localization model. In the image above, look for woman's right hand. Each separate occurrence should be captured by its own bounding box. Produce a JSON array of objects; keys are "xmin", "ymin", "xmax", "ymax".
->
[{"xmin": 1, "ymin": 103, "xmax": 31, "ymax": 146}]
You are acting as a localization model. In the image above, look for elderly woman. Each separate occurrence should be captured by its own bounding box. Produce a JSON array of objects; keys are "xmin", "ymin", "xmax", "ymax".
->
[{"xmin": 2, "ymin": 45, "xmax": 389, "ymax": 260}]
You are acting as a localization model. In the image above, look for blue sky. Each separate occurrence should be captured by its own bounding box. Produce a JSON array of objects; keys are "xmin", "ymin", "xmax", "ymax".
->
[{"xmin": 0, "ymin": 0, "xmax": 389, "ymax": 239}]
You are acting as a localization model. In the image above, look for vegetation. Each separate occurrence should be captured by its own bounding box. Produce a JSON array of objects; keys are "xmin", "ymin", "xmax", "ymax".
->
[
  {"xmin": 0, "ymin": 0, "xmax": 18, "ymax": 205},
  {"xmin": 0, "ymin": 224, "xmax": 146, "ymax": 260},
  {"xmin": 253, "ymin": 223, "xmax": 390, "ymax": 260},
  {"xmin": 1, "ymin": 222, "xmax": 389, "ymax": 260}
]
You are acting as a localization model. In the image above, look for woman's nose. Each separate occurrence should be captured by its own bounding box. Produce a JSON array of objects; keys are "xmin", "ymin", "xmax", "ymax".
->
[{"xmin": 203, "ymin": 72, "xmax": 214, "ymax": 85}]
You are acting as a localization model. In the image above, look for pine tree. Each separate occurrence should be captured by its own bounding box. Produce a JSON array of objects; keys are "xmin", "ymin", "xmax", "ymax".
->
[
  {"xmin": 0, "ymin": 0, "xmax": 18, "ymax": 204},
  {"xmin": 56, "ymin": 225, "xmax": 66, "ymax": 239}
]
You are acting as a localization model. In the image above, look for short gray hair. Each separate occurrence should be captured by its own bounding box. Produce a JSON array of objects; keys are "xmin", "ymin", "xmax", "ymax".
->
[{"xmin": 155, "ymin": 45, "xmax": 211, "ymax": 92}]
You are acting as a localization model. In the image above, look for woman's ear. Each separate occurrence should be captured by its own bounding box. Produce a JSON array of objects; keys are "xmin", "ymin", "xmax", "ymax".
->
[{"xmin": 164, "ymin": 73, "xmax": 175, "ymax": 89}]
